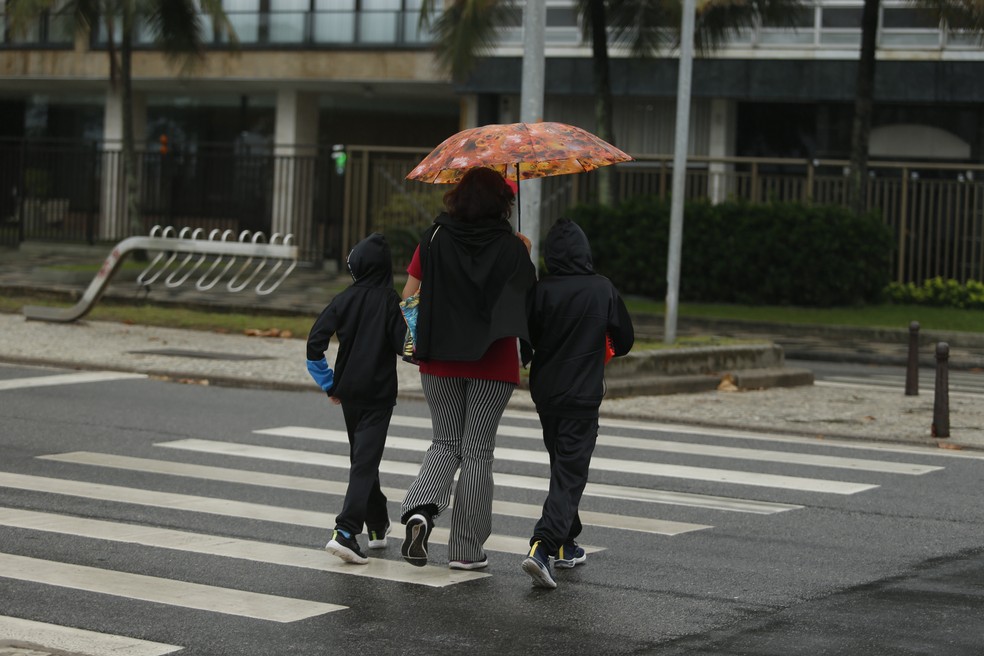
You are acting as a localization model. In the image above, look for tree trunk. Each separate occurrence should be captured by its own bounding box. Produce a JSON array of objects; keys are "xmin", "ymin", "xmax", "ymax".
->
[
  {"xmin": 589, "ymin": 0, "xmax": 616, "ymax": 206},
  {"xmin": 121, "ymin": 3, "xmax": 142, "ymax": 239},
  {"xmin": 848, "ymin": 0, "xmax": 880, "ymax": 216}
]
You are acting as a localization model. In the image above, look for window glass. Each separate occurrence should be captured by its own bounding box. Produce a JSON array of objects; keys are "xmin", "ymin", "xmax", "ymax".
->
[
  {"xmin": 821, "ymin": 7, "xmax": 861, "ymax": 29},
  {"xmin": 882, "ymin": 7, "xmax": 937, "ymax": 29}
]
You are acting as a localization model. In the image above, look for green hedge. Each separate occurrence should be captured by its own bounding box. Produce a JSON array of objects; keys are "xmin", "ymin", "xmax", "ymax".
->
[
  {"xmin": 886, "ymin": 277, "xmax": 984, "ymax": 310},
  {"xmin": 566, "ymin": 198, "xmax": 894, "ymax": 307}
]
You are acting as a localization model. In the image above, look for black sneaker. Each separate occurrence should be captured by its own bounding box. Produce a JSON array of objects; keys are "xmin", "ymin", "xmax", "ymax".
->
[
  {"xmin": 554, "ymin": 541, "xmax": 587, "ymax": 569},
  {"xmin": 401, "ymin": 513, "xmax": 431, "ymax": 567},
  {"xmin": 521, "ymin": 540, "xmax": 557, "ymax": 589},
  {"xmin": 325, "ymin": 529, "xmax": 368, "ymax": 565},
  {"xmin": 367, "ymin": 520, "xmax": 391, "ymax": 550}
]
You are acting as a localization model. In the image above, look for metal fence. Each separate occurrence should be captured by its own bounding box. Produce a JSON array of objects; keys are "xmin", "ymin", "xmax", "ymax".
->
[{"xmin": 2, "ymin": 139, "xmax": 982, "ymax": 285}]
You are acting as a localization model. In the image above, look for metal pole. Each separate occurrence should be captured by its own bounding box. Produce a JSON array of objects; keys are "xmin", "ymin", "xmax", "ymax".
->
[
  {"xmin": 904, "ymin": 320, "xmax": 919, "ymax": 396},
  {"xmin": 520, "ymin": 0, "xmax": 545, "ymax": 273},
  {"xmin": 932, "ymin": 342, "xmax": 950, "ymax": 438},
  {"xmin": 664, "ymin": 0, "xmax": 696, "ymax": 344}
]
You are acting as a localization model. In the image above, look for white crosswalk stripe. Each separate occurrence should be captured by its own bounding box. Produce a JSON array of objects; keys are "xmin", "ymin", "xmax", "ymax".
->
[
  {"xmin": 262, "ymin": 424, "xmax": 942, "ymax": 475},
  {"xmin": 0, "ymin": 552, "xmax": 345, "ymax": 622},
  {"xmin": 0, "ymin": 506, "xmax": 488, "ymax": 587},
  {"xmin": 0, "ymin": 471, "xmax": 571, "ymax": 556},
  {"xmin": 0, "ymin": 371, "xmax": 146, "ymax": 391},
  {"xmin": 166, "ymin": 436, "xmax": 876, "ymax": 494},
  {"xmin": 0, "ymin": 616, "xmax": 182, "ymax": 655}
]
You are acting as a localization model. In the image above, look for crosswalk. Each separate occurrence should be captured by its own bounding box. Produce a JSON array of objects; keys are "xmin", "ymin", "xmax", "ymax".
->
[
  {"xmin": 0, "ymin": 366, "xmax": 974, "ymax": 651},
  {"xmin": 815, "ymin": 369, "xmax": 984, "ymax": 398}
]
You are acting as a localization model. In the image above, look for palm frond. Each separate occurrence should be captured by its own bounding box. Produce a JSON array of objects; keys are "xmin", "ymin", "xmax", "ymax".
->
[
  {"xmin": 911, "ymin": 0, "xmax": 984, "ymax": 38},
  {"xmin": 430, "ymin": 0, "xmax": 520, "ymax": 80}
]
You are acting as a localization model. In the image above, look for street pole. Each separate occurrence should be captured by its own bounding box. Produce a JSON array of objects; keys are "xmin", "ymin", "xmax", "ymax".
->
[
  {"xmin": 520, "ymin": 0, "xmax": 545, "ymax": 273},
  {"xmin": 664, "ymin": 0, "xmax": 696, "ymax": 345}
]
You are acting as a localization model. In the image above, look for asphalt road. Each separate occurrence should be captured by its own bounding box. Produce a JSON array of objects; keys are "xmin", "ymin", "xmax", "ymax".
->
[{"xmin": 2, "ymin": 362, "xmax": 984, "ymax": 655}]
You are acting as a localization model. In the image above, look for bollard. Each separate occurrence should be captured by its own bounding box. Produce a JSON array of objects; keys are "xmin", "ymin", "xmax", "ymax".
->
[
  {"xmin": 905, "ymin": 321, "xmax": 920, "ymax": 396},
  {"xmin": 932, "ymin": 342, "xmax": 950, "ymax": 438}
]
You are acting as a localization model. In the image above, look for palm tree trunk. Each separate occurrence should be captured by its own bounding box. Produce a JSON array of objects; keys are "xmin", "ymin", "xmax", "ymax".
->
[
  {"xmin": 588, "ymin": 0, "xmax": 616, "ymax": 206},
  {"xmin": 121, "ymin": 2, "xmax": 142, "ymax": 238},
  {"xmin": 848, "ymin": 0, "xmax": 880, "ymax": 216}
]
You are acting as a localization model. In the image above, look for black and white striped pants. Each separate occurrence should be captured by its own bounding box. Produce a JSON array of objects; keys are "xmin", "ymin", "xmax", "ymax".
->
[{"xmin": 401, "ymin": 373, "xmax": 514, "ymax": 562}]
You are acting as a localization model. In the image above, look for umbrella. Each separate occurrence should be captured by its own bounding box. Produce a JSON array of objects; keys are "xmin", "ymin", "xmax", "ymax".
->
[{"xmin": 406, "ymin": 121, "xmax": 633, "ymax": 230}]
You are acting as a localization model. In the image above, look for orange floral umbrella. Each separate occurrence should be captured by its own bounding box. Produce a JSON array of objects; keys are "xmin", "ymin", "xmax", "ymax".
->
[
  {"xmin": 407, "ymin": 121, "xmax": 633, "ymax": 185},
  {"xmin": 407, "ymin": 122, "xmax": 633, "ymax": 231}
]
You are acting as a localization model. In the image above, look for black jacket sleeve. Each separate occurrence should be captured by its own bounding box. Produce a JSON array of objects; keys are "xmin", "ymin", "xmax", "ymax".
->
[
  {"xmin": 608, "ymin": 293, "xmax": 635, "ymax": 357},
  {"xmin": 307, "ymin": 302, "xmax": 339, "ymax": 361}
]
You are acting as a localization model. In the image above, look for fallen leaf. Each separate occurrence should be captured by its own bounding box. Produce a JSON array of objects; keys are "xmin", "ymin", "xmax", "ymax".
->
[
  {"xmin": 862, "ymin": 415, "xmax": 876, "ymax": 422},
  {"xmin": 717, "ymin": 374, "xmax": 738, "ymax": 392},
  {"xmin": 937, "ymin": 441, "xmax": 963, "ymax": 450},
  {"xmin": 280, "ymin": 330, "xmax": 293, "ymax": 339}
]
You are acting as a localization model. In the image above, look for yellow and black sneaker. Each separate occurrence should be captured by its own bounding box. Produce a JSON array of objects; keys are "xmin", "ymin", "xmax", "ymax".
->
[
  {"xmin": 325, "ymin": 529, "xmax": 368, "ymax": 565},
  {"xmin": 521, "ymin": 540, "xmax": 557, "ymax": 589},
  {"xmin": 367, "ymin": 520, "xmax": 391, "ymax": 550},
  {"xmin": 554, "ymin": 541, "xmax": 587, "ymax": 569}
]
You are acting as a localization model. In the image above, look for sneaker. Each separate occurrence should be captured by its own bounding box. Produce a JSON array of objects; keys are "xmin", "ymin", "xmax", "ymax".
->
[
  {"xmin": 449, "ymin": 556, "xmax": 488, "ymax": 571},
  {"xmin": 521, "ymin": 540, "xmax": 557, "ymax": 589},
  {"xmin": 554, "ymin": 541, "xmax": 587, "ymax": 569},
  {"xmin": 401, "ymin": 513, "xmax": 431, "ymax": 567},
  {"xmin": 325, "ymin": 529, "xmax": 368, "ymax": 565},
  {"xmin": 367, "ymin": 520, "xmax": 391, "ymax": 550}
]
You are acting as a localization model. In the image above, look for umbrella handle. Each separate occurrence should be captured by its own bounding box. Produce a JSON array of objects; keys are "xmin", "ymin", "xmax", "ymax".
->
[{"xmin": 515, "ymin": 164, "xmax": 521, "ymax": 233}]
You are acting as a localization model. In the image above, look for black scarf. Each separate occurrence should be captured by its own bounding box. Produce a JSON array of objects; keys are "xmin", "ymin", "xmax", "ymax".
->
[{"xmin": 415, "ymin": 213, "xmax": 536, "ymax": 361}]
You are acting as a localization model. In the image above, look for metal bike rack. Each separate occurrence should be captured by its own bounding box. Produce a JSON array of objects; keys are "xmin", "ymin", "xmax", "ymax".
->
[{"xmin": 23, "ymin": 225, "xmax": 299, "ymax": 323}]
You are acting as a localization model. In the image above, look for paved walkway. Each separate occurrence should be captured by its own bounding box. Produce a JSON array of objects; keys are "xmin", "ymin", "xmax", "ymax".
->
[{"xmin": 2, "ymin": 242, "xmax": 984, "ymax": 452}]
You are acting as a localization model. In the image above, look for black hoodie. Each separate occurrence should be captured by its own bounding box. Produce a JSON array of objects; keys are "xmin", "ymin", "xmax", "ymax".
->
[
  {"xmin": 306, "ymin": 233, "xmax": 406, "ymax": 408},
  {"xmin": 415, "ymin": 212, "xmax": 536, "ymax": 362},
  {"xmin": 528, "ymin": 219, "xmax": 634, "ymax": 417}
]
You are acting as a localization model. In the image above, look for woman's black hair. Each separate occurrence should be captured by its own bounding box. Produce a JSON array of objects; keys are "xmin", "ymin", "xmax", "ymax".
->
[{"xmin": 443, "ymin": 167, "xmax": 515, "ymax": 223}]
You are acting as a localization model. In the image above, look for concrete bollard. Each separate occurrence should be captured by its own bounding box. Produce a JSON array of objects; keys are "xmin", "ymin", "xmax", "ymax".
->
[
  {"xmin": 905, "ymin": 321, "xmax": 920, "ymax": 396},
  {"xmin": 932, "ymin": 342, "xmax": 950, "ymax": 438}
]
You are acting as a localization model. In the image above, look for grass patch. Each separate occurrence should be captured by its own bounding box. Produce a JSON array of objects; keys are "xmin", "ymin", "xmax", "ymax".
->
[
  {"xmin": 0, "ymin": 293, "xmax": 316, "ymax": 338},
  {"xmin": 623, "ymin": 297, "xmax": 984, "ymax": 334}
]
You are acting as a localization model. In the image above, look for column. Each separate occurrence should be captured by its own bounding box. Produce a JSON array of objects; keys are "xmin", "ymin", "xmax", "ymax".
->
[
  {"xmin": 100, "ymin": 88, "xmax": 146, "ymax": 240},
  {"xmin": 708, "ymin": 98, "xmax": 736, "ymax": 204},
  {"xmin": 272, "ymin": 89, "xmax": 319, "ymax": 247}
]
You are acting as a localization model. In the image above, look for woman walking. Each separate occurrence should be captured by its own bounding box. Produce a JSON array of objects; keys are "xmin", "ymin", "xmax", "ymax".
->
[{"xmin": 399, "ymin": 168, "xmax": 535, "ymax": 570}]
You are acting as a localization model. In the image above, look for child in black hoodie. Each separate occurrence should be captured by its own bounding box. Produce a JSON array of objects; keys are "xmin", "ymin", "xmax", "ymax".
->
[
  {"xmin": 306, "ymin": 232, "xmax": 407, "ymax": 564},
  {"xmin": 521, "ymin": 218, "xmax": 634, "ymax": 589}
]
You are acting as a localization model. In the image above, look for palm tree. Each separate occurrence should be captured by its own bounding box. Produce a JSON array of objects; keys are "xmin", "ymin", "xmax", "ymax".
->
[
  {"xmin": 6, "ymin": 0, "xmax": 236, "ymax": 239},
  {"xmin": 419, "ymin": 0, "xmax": 803, "ymax": 206}
]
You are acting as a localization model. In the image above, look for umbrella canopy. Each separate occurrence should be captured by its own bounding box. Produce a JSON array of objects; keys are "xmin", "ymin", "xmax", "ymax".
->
[{"xmin": 406, "ymin": 121, "xmax": 633, "ymax": 185}]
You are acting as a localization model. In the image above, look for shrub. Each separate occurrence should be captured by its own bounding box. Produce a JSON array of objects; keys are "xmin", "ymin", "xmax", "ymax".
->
[
  {"xmin": 567, "ymin": 198, "xmax": 894, "ymax": 307},
  {"xmin": 885, "ymin": 277, "xmax": 984, "ymax": 310}
]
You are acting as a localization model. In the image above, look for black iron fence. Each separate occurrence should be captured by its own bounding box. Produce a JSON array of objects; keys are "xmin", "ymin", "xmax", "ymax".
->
[
  {"xmin": 3, "ymin": 138, "xmax": 983, "ymax": 285},
  {"xmin": 0, "ymin": 139, "xmax": 341, "ymax": 263}
]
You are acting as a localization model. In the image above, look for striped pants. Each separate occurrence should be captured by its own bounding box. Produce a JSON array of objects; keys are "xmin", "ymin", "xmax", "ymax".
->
[{"xmin": 401, "ymin": 373, "xmax": 514, "ymax": 562}]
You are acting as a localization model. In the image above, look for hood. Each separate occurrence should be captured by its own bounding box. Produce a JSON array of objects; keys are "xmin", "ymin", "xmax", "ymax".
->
[
  {"xmin": 346, "ymin": 232, "xmax": 394, "ymax": 287},
  {"xmin": 544, "ymin": 218, "xmax": 594, "ymax": 275}
]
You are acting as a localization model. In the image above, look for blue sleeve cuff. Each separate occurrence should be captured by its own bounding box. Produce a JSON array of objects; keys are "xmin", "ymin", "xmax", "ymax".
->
[{"xmin": 306, "ymin": 358, "xmax": 334, "ymax": 392}]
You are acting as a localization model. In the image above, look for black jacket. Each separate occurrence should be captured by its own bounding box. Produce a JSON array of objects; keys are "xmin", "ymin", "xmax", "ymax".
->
[
  {"xmin": 528, "ymin": 219, "xmax": 634, "ymax": 417},
  {"xmin": 415, "ymin": 213, "xmax": 536, "ymax": 361},
  {"xmin": 306, "ymin": 233, "xmax": 406, "ymax": 408}
]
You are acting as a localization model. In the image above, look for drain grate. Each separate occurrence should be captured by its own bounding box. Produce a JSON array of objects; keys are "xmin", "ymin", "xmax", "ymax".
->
[{"xmin": 128, "ymin": 348, "xmax": 273, "ymax": 361}]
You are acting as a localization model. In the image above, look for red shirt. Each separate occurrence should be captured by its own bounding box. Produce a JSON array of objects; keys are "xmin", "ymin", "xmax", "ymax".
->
[{"xmin": 408, "ymin": 246, "xmax": 520, "ymax": 384}]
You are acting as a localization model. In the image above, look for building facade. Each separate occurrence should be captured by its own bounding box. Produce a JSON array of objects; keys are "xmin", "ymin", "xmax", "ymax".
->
[{"xmin": 1, "ymin": 1, "xmax": 982, "ymax": 275}]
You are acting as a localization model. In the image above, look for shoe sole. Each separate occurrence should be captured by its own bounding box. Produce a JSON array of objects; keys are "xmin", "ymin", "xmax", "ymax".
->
[
  {"xmin": 448, "ymin": 559, "xmax": 488, "ymax": 571},
  {"xmin": 554, "ymin": 554, "xmax": 587, "ymax": 569},
  {"xmin": 402, "ymin": 517, "xmax": 429, "ymax": 567},
  {"xmin": 367, "ymin": 524, "xmax": 391, "ymax": 550},
  {"xmin": 521, "ymin": 557, "xmax": 557, "ymax": 589},
  {"xmin": 325, "ymin": 539, "xmax": 368, "ymax": 565}
]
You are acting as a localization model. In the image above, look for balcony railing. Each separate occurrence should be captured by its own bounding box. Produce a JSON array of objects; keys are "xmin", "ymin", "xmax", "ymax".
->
[{"xmin": 1, "ymin": 4, "xmax": 979, "ymax": 52}]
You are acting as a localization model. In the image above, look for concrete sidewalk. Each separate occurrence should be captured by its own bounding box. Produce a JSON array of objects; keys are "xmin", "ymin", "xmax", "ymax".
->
[{"xmin": 1, "ymin": 312, "xmax": 982, "ymax": 452}]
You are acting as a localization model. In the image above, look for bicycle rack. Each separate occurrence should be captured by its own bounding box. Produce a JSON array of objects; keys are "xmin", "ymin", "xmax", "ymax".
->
[{"xmin": 23, "ymin": 225, "xmax": 299, "ymax": 323}]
